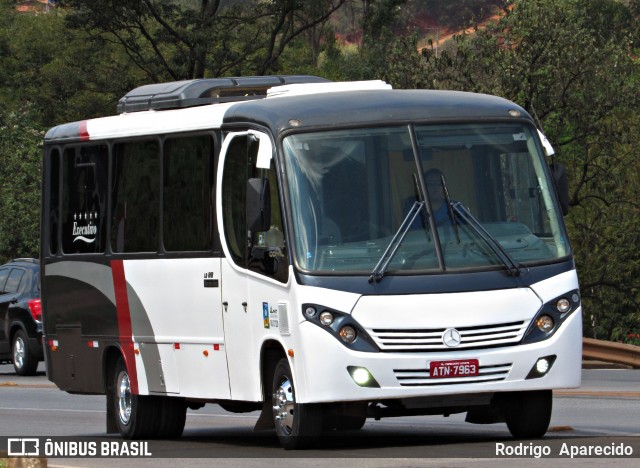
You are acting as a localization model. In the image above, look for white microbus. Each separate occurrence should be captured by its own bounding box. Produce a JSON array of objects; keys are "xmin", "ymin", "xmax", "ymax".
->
[{"xmin": 41, "ymin": 76, "xmax": 582, "ymax": 449}]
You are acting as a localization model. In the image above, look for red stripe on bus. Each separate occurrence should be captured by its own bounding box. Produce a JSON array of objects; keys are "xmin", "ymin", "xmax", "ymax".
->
[
  {"xmin": 79, "ymin": 120, "xmax": 89, "ymax": 141},
  {"xmin": 111, "ymin": 260, "xmax": 139, "ymax": 395}
]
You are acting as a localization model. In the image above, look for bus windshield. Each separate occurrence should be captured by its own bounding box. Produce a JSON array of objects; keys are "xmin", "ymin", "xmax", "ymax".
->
[{"xmin": 282, "ymin": 123, "xmax": 569, "ymax": 275}]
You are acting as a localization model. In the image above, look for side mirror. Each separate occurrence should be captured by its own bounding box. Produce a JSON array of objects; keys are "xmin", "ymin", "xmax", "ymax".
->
[
  {"xmin": 550, "ymin": 163, "xmax": 570, "ymax": 216},
  {"xmin": 247, "ymin": 178, "xmax": 271, "ymax": 232}
]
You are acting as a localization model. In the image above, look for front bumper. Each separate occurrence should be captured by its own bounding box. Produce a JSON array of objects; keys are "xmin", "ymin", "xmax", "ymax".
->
[{"xmin": 292, "ymin": 307, "xmax": 582, "ymax": 404}]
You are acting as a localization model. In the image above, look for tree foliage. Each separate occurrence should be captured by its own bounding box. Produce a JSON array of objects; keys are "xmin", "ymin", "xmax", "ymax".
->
[
  {"xmin": 421, "ymin": 0, "xmax": 640, "ymax": 339},
  {"xmin": 61, "ymin": 0, "xmax": 346, "ymax": 80},
  {"xmin": 0, "ymin": 105, "xmax": 43, "ymax": 263}
]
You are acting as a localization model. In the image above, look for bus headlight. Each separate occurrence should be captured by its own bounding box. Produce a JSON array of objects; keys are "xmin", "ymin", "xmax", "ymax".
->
[
  {"xmin": 556, "ymin": 298, "xmax": 571, "ymax": 314},
  {"xmin": 319, "ymin": 311, "xmax": 334, "ymax": 326},
  {"xmin": 301, "ymin": 303, "xmax": 379, "ymax": 353},
  {"xmin": 536, "ymin": 315, "xmax": 555, "ymax": 333},
  {"xmin": 522, "ymin": 290, "xmax": 580, "ymax": 345},
  {"xmin": 339, "ymin": 325, "xmax": 357, "ymax": 343}
]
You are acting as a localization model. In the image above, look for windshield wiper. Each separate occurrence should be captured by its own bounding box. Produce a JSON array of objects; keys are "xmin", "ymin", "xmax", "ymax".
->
[
  {"xmin": 369, "ymin": 201, "xmax": 424, "ymax": 283},
  {"xmin": 450, "ymin": 202, "xmax": 525, "ymax": 276},
  {"xmin": 439, "ymin": 174, "xmax": 460, "ymax": 244}
]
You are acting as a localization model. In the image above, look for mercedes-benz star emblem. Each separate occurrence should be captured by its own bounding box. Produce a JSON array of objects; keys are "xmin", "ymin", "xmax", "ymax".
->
[{"xmin": 442, "ymin": 328, "xmax": 462, "ymax": 347}]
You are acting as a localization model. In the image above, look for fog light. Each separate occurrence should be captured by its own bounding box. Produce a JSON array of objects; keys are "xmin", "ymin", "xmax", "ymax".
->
[
  {"xmin": 536, "ymin": 314, "xmax": 555, "ymax": 333},
  {"xmin": 304, "ymin": 306, "xmax": 317, "ymax": 319},
  {"xmin": 319, "ymin": 311, "xmax": 334, "ymax": 326},
  {"xmin": 556, "ymin": 298, "xmax": 571, "ymax": 313},
  {"xmin": 347, "ymin": 366, "xmax": 380, "ymax": 388},
  {"xmin": 339, "ymin": 326, "xmax": 357, "ymax": 343},
  {"xmin": 525, "ymin": 355, "xmax": 557, "ymax": 379},
  {"xmin": 536, "ymin": 358, "xmax": 550, "ymax": 374},
  {"xmin": 352, "ymin": 368, "xmax": 370, "ymax": 385}
]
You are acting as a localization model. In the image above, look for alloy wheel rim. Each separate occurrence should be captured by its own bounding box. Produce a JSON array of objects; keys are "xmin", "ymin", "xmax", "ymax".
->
[
  {"xmin": 273, "ymin": 376, "xmax": 295, "ymax": 434},
  {"xmin": 116, "ymin": 370, "xmax": 132, "ymax": 425},
  {"xmin": 13, "ymin": 337, "xmax": 25, "ymax": 369}
]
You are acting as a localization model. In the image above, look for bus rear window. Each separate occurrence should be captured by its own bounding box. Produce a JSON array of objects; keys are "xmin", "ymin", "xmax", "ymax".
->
[{"xmin": 61, "ymin": 145, "xmax": 108, "ymax": 254}]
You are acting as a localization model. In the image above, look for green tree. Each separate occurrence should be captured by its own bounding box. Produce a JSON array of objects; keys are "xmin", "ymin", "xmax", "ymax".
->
[
  {"xmin": 62, "ymin": 0, "xmax": 346, "ymax": 80},
  {"xmin": 0, "ymin": 105, "xmax": 43, "ymax": 263},
  {"xmin": 422, "ymin": 0, "xmax": 640, "ymax": 340},
  {"xmin": 0, "ymin": 2, "xmax": 144, "ymax": 127}
]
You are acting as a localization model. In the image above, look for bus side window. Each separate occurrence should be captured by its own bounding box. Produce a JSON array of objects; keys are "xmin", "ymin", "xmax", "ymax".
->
[
  {"xmin": 111, "ymin": 140, "xmax": 160, "ymax": 253},
  {"xmin": 47, "ymin": 149, "xmax": 60, "ymax": 256},
  {"xmin": 163, "ymin": 135, "xmax": 214, "ymax": 252}
]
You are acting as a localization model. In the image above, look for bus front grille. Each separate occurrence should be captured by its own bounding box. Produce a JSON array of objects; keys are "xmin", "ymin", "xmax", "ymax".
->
[
  {"xmin": 369, "ymin": 320, "xmax": 529, "ymax": 352},
  {"xmin": 394, "ymin": 363, "xmax": 513, "ymax": 386}
]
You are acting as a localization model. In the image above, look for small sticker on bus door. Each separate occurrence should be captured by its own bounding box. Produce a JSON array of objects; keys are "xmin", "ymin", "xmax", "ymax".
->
[{"xmin": 263, "ymin": 302, "xmax": 270, "ymax": 328}]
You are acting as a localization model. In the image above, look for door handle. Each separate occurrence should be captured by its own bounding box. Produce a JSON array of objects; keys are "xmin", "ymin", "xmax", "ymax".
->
[
  {"xmin": 242, "ymin": 302, "xmax": 248, "ymax": 313},
  {"xmin": 222, "ymin": 301, "xmax": 228, "ymax": 312}
]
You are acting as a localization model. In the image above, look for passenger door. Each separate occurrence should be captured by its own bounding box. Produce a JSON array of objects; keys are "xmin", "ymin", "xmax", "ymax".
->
[{"xmin": 218, "ymin": 130, "xmax": 290, "ymax": 401}]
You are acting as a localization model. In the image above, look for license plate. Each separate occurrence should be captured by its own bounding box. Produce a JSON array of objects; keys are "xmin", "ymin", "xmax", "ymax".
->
[{"xmin": 429, "ymin": 359, "xmax": 479, "ymax": 378}]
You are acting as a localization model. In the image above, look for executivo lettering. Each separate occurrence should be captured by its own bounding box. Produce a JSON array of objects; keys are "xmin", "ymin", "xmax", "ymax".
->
[{"xmin": 72, "ymin": 212, "xmax": 98, "ymax": 243}]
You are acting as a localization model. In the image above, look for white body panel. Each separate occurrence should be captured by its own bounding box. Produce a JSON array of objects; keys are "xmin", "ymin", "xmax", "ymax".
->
[
  {"xmin": 85, "ymin": 103, "xmax": 233, "ymax": 140},
  {"xmin": 122, "ymin": 258, "xmax": 230, "ymax": 399}
]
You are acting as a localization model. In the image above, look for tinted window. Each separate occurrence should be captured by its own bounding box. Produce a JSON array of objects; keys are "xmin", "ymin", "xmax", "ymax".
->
[
  {"xmin": 221, "ymin": 136, "xmax": 252, "ymax": 267},
  {"xmin": 0, "ymin": 268, "xmax": 8, "ymax": 293},
  {"xmin": 163, "ymin": 135, "xmax": 214, "ymax": 252},
  {"xmin": 48, "ymin": 149, "xmax": 60, "ymax": 255},
  {"xmin": 5, "ymin": 268, "xmax": 24, "ymax": 293},
  {"xmin": 62, "ymin": 145, "xmax": 108, "ymax": 254},
  {"xmin": 112, "ymin": 140, "xmax": 160, "ymax": 253}
]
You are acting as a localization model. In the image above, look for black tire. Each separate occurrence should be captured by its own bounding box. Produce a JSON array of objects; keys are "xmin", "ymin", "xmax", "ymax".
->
[
  {"xmin": 502, "ymin": 390, "xmax": 552, "ymax": 439},
  {"xmin": 110, "ymin": 356, "xmax": 187, "ymax": 439},
  {"xmin": 156, "ymin": 396, "xmax": 187, "ymax": 439},
  {"xmin": 12, "ymin": 329, "xmax": 38, "ymax": 376},
  {"xmin": 272, "ymin": 358, "xmax": 322, "ymax": 449},
  {"xmin": 112, "ymin": 356, "xmax": 160, "ymax": 439}
]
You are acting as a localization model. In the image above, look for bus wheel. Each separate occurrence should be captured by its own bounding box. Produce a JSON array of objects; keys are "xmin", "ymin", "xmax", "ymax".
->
[
  {"xmin": 12, "ymin": 330, "xmax": 38, "ymax": 376},
  {"xmin": 272, "ymin": 358, "xmax": 322, "ymax": 449},
  {"xmin": 502, "ymin": 390, "xmax": 552, "ymax": 439},
  {"xmin": 112, "ymin": 356, "xmax": 160, "ymax": 439}
]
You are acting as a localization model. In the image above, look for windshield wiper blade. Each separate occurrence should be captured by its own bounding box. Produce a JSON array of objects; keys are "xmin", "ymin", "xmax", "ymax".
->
[
  {"xmin": 369, "ymin": 201, "xmax": 424, "ymax": 283},
  {"xmin": 450, "ymin": 202, "xmax": 525, "ymax": 276}
]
